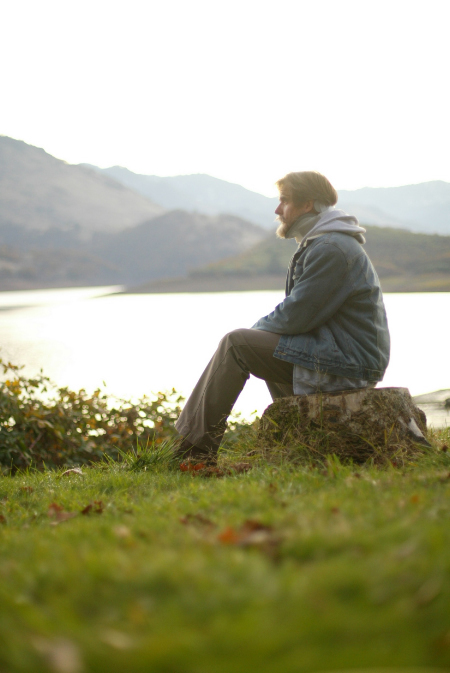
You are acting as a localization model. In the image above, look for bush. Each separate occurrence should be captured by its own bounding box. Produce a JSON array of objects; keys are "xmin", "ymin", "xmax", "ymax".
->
[{"xmin": 0, "ymin": 359, "xmax": 183, "ymax": 473}]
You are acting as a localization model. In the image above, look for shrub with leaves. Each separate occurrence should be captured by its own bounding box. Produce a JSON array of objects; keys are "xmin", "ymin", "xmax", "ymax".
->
[{"xmin": 0, "ymin": 359, "xmax": 184, "ymax": 473}]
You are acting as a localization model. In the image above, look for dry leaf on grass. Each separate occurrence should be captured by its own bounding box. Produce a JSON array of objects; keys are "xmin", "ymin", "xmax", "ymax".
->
[
  {"xmin": 47, "ymin": 503, "xmax": 77, "ymax": 525},
  {"xmin": 81, "ymin": 501, "xmax": 104, "ymax": 515},
  {"xmin": 20, "ymin": 486, "xmax": 33, "ymax": 493},
  {"xmin": 218, "ymin": 519, "xmax": 281, "ymax": 557},
  {"xmin": 0, "ymin": 514, "xmax": 6, "ymax": 524},
  {"xmin": 179, "ymin": 513, "xmax": 216, "ymax": 528},
  {"xmin": 180, "ymin": 462, "xmax": 207, "ymax": 472},
  {"xmin": 48, "ymin": 502, "xmax": 64, "ymax": 514},
  {"xmin": 60, "ymin": 468, "xmax": 84, "ymax": 477}
]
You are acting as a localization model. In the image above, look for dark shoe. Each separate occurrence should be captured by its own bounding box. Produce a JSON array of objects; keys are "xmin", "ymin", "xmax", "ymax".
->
[{"xmin": 173, "ymin": 439, "xmax": 217, "ymax": 467}]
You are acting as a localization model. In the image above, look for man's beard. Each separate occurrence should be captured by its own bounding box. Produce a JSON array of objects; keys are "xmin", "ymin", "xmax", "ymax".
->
[{"xmin": 276, "ymin": 217, "xmax": 291, "ymax": 239}]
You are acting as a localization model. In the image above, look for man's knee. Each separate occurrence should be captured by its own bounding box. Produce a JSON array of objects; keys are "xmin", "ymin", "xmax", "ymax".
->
[{"xmin": 218, "ymin": 328, "xmax": 251, "ymax": 350}]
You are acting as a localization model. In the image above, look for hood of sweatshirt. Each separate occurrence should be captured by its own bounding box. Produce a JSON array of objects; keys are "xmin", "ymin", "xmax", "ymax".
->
[{"xmin": 286, "ymin": 207, "xmax": 366, "ymax": 247}]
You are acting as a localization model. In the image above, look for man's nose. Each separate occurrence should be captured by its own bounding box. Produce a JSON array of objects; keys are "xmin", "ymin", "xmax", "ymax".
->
[{"xmin": 275, "ymin": 203, "xmax": 282, "ymax": 214}]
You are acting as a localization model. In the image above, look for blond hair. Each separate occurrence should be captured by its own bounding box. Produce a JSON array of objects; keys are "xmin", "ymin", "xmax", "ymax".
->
[{"xmin": 276, "ymin": 171, "xmax": 338, "ymax": 207}]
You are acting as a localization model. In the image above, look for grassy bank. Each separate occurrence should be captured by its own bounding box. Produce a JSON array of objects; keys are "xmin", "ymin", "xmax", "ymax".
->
[
  {"xmin": 2, "ymin": 364, "xmax": 450, "ymax": 671},
  {"xmin": 1, "ymin": 427, "xmax": 450, "ymax": 673}
]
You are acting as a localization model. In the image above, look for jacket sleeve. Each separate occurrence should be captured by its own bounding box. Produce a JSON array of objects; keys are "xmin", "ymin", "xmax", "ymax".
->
[{"xmin": 252, "ymin": 241, "xmax": 353, "ymax": 334}]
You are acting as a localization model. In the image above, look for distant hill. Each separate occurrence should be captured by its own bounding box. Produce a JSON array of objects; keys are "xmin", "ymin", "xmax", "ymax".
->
[
  {"xmin": 130, "ymin": 225, "xmax": 450, "ymax": 293},
  {"xmin": 90, "ymin": 210, "xmax": 267, "ymax": 285},
  {"xmin": 338, "ymin": 182, "xmax": 450, "ymax": 235},
  {"xmin": 0, "ymin": 209, "xmax": 267, "ymax": 290},
  {"xmin": 2, "ymin": 135, "xmax": 449, "ymax": 291},
  {"xmin": 0, "ymin": 136, "xmax": 164, "ymax": 240},
  {"xmin": 87, "ymin": 164, "xmax": 450, "ymax": 235},
  {"xmin": 0, "ymin": 244, "xmax": 119, "ymax": 290},
  {"xmin": 82, "ymin": 166, "xmax": 279, "ymax": 230}
]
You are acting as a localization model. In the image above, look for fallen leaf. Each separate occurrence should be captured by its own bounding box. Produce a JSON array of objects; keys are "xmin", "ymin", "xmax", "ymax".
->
[
  {"xmin": 48, "ymin": 502, "xmax": 64, "ymax": 515},
  {"xmin": 0, "ymin": 514, "xmax": 6, "ymax": 524},
  {"xmin": 411, "ymin": 494, "xmax": 420, "ymax": 504},
  {"xmin": 81, "ymin": 501, "xmax": 104, "ymax": 515},
  {"xmin": 218, "ymin": 526, "xmax": 241, "ymax": 544},
  {"xmin": 179, "ymin": 513, "xmax": 215, "ymax": 527},
  {"xmin": 218, "ymin": 519, "xmax": 276, "ymax": 549},
  {"xmin": 20, "ymin": 486, "xmax": 33, "ymax": 493},
  {"xmin": 242, "ymin": 520, "xmax": 272, "ymax": 532},
  {"xmin": 60, "ymin": 468, "xmax": 84, "ymax": 477},
  {"xmin": 48, "ymin": 503, "xmax": 77, "ymax": 524},
  {"xmin": 180, "ymin": 462, "xmax": 206, "ymax": 472}
]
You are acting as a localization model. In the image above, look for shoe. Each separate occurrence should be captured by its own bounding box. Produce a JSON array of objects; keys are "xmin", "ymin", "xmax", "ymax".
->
[{"xmin": 173, "ymin": 438, "xmax": 217, "ymax": 467}]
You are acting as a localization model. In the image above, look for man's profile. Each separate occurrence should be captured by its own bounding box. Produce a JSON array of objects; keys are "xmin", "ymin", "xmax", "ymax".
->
[{"xmin": 175, "ymin": 171, "xmax": 390, "ymax": 463}]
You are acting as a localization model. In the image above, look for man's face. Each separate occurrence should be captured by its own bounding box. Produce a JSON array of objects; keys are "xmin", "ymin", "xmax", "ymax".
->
[{"xmin": 275, "ymin": 190, "xmax": 313, "ymax": 238}]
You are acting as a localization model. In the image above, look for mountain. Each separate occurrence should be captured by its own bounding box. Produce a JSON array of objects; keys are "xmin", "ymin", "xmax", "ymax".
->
[
  {"xmin": 83, "ymin": 166, "xmax": 279, "ymax": 229},
  {"xmin": 0, "ymin": 136, "xmax": 164, "ymax": 240},
  {"xmin": 0, "ymin": 245, "xmax": 119, "ymax": 291},
  {"xmin": 0, "ymin": 209, "xmax": 267, "ymax": 290},
  {"xmin": 90, "ymin": 210, "xmax": 267, "ymax": 285},
  {"xmin": 0, "ymin": 137, "xmax": 269, "ymax": 290},
  {"xmin": 131, "ymin": 225, "xmax": 450, "ymax": 293},
  {"xmin": 90, "ymin": 164, "xmax": 450, "ymax": 235},
  {"xmin": 338, "ymin": 182, "xmax": 450, "ymax": 235}
]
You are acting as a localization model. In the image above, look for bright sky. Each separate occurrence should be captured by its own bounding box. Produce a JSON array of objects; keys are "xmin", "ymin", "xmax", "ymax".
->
[{"xmin": 2, "ymin": 0, "xmax": 449, "ymax": 196}]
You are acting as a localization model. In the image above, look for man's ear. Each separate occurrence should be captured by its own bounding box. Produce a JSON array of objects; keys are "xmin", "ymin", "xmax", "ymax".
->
[{"xmin": 305, "ymin": 200, "xmax": 315, "ymax": 213}]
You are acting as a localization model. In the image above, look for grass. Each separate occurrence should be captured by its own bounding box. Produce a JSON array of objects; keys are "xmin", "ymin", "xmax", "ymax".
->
[{"xmin": 1, "ymin": 427, "xmax": 450, "ymax": 673}]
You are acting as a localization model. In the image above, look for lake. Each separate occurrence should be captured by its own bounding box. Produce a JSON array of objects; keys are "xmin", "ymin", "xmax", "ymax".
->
[{"xmin": 0, "ymin": 287, "xmax": 449, "ymax": 427}]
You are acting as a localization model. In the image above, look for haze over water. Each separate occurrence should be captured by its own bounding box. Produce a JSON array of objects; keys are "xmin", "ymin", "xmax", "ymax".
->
[{"xmin": 0, "ymin": 287, "xmax": 449, "ymax": 426}]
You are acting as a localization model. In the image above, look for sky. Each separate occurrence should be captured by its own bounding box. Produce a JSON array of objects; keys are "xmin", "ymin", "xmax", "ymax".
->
[{"xmin": 2, "ymin": 0, "xmax": 449, "ymax": 197}]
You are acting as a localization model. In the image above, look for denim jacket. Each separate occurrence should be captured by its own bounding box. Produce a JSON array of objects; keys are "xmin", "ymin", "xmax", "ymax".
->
[{"xmin": 252, "ymin": 231, "xmax": 390, "ymax": 382}]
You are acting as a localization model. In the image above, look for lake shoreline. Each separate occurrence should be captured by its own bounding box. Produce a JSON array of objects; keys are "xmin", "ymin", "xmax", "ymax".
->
[{"xmin": 123, "ymin": 273, "xmax": 450, "ymax": 294}]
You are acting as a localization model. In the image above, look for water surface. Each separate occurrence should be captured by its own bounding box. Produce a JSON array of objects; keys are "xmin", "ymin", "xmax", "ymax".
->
[{"xmin": 0, "ymin": 287, "xmax": 449, "ymax": 427}]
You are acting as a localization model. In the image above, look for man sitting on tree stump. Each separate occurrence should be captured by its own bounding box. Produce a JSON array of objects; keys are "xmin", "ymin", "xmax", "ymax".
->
[{"xmin": 175, "ymin": 171, "xmax": 390, "ymax": 464}]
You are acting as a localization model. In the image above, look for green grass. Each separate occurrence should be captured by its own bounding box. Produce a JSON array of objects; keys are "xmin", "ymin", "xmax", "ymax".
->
[{"xmin": 1, "ymin": 429, "xmax": 450, "ymax": 673}]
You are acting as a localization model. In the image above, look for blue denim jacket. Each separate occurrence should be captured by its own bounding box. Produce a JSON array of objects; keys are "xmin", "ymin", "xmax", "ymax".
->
[{"xmin": 252, "ymin": 232, "xmax": 390, "ymax": 382}]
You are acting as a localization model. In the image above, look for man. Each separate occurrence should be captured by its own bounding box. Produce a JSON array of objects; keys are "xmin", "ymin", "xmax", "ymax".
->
[{"xmin": 175, "ymin": 171, "xmax": 390, "ymax": 463}]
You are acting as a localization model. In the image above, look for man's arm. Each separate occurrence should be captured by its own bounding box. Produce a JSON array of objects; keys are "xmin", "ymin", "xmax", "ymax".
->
[{"xmin": 252, "ymin": 241, "xmax": 353, "ymax": 334}]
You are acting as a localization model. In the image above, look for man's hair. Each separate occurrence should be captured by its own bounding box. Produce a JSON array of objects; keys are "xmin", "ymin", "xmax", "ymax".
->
[{"xmin": 276, "ymin": 171, "xmax": 338, "ymax": 207}]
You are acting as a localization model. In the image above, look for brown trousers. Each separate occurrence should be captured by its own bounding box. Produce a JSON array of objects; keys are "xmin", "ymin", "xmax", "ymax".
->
[{"xmin": 175, "ymin": 328, "xmax": 294, "ymax": 453}]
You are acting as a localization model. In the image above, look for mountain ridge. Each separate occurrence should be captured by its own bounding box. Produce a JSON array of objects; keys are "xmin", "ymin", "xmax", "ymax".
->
[
  {"xmin": 88, "ymin": 163, "xmax": 450, "ymax": 235},
  {"xmin": 0, "ymin": 136, "xmax": 164, "ymax": 238}
]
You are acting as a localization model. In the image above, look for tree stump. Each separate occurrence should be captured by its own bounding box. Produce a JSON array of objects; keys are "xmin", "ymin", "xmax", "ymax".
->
[{"xmin": 258, "ymin": 387, "xmax": 431, "ymax": 465}]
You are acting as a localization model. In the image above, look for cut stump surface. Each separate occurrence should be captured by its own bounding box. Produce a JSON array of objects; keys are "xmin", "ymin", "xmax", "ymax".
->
[{"xmin": 259, "ymin": 387, "xmax": 430, "ymax": 464}]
